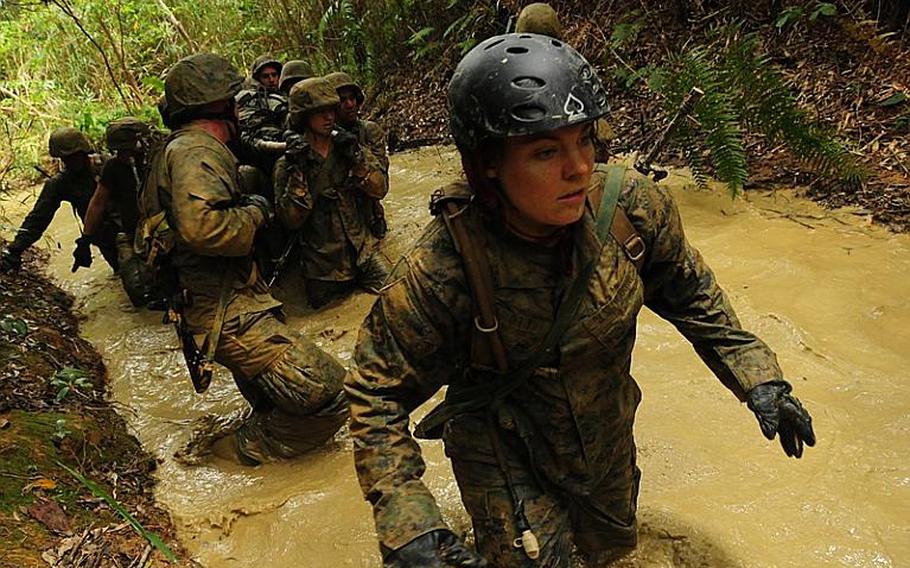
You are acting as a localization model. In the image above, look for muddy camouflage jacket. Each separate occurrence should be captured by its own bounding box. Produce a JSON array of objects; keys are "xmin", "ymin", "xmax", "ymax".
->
[
  {"xmin": 236, "ymin": 87, "xmax": 287, "ymax": 147},
  {"xmin": 273, "ymin": 130, "xmax": 388, "ymax": 281},
  {"xmin": 7, "ymin": 162, "xmax": 104, "ymax": 255},
  {"xmin": 346, "ymin": 166, "xmax": 784, "ymax": 550},
  {"xmin": 152, "ymin": 126, "xmax": 280, "ymax": 340}
]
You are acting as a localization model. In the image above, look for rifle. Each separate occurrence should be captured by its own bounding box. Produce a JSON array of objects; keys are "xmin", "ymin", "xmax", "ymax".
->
[
  {"xmin": 268, "ymin": 237, "xmax": 296, "ymax": 288},
  {"xmin": 164, "ymin": 290, "xmax": 213, "ymax": 394},
  {"xmin": 634, "ymin": 87, "xmax": 704, "ymax": 182}
]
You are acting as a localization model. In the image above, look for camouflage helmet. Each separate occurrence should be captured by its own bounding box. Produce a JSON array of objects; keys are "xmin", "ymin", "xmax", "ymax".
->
[
  {"xmin": 48, "ymin": 127, "xmax": 93, "ymax": 158},
  {"xmin": 164, "ymin": 53, "xmax": 243, "ymax": 119},
  {"xmin": 515, "ymin": 3, "xmax": 563, "ymax": 40},
  {"xmin": 279, "ymin": 60, "xmax": 313, "ymax": 93},
  {"xmin": 288, "ymin": 77, "xmax": 339, "ymax": 129},
  {"xmin": 250, "ymin": 54, "xmax": 282, "ymax": 79},
  {"xmin": 105, "ymin": 117, "xmax": 151, "ymax": 151},
  {"xmin": 325, "ymin": 71, "xmax": 364, "ymax": 104}
]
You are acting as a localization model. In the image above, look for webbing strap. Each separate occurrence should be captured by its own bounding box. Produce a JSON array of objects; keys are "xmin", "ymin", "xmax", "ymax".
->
[{"xmin": 414, "ymin": 166, "xmax": 629, "ymax": 438}]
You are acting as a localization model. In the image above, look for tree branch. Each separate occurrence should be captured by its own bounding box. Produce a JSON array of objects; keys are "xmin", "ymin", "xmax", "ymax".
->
[{"xmin": 46, "ymin": 0, "xmax": 135, "ymax": 111}]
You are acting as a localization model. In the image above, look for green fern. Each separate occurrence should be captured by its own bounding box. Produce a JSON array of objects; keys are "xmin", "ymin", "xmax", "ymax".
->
[{"xmin": 645, "ymin": 24, "xmax": 865, "ymax": 195}]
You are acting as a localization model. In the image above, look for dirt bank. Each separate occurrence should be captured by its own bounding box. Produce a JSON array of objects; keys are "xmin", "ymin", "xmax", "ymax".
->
[
  {"xmin": 369, "ymin": 1, "xmax": 910, "ymax": 231},
  {"xmin": 0, "ymin": 244, "xmax": 189, "ymax": 567}
]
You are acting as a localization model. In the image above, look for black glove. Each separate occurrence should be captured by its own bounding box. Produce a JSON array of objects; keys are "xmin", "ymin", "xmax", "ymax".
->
[
  {"xmin": 71, "ymin": 237, "xmax": 93, "ymax": 273},
  {"xmin": 0, "ymin": 248, "xmax": 22, "ymax": 273},
  {"xmin": 384, "ymin": 529, "xmax": 487, "ymax": 568},
  {"xmin": 284, "ymin": 131, "xmax": 310, "ymax": 160},
  {"xmin": 746, "ymin": 380, "xmax": 816, "ymax": 458},
  {"xmin": 332, "ymin": 127, "xmax": 360, "ymax": 162},
  {"xmin": 240, "ymin": 193, "xmax": 274, "ymax": 225}
]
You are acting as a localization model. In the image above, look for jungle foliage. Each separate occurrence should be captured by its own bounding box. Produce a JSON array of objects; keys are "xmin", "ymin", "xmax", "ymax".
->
[{"xmin": 0, "ymin": 0, "xmax": 902, "ymax": 200}]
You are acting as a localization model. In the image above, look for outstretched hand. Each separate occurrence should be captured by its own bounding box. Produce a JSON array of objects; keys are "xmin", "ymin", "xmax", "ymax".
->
[{"xmin": 746, "ymin": 380, "xmax": 816, "ymax": 458}]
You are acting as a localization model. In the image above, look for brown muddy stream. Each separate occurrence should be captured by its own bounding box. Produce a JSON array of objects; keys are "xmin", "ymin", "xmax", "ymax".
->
[{"xmin": 10, "ymin": 147, "xmax": 909, "ymax": 567}]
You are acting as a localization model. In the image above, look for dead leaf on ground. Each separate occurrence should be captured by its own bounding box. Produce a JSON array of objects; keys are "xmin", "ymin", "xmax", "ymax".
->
[
  {"xmin": 23, "ymin": 477, "xmax": 57, "ymax": 492},
  {"xmin": 27, "ymin": 498, "xmax": 71, "ymax": 535}
]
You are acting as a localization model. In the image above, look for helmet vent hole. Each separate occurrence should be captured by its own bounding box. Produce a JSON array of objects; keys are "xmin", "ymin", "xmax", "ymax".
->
[
  {"xmin": 485, "ymin": 39, "xmax": 505, "ymax": 50},
  {"xmin": 551, "ymin": 40, "xmax": 563, "ymax": 47},
  {"xmin": 511, "ymin": 104, "xmax": 547, "ymax": 122},
  {"xmin": 506, "ymin": 46, "xmax": 529, "ymax": 54},
  {"xmin": 518, "ymin": 34, "xmax": 533, "ymax": 39},
  {"xmin": 512, "ymin": 76, "xmax": 546, "ymax": 90}
]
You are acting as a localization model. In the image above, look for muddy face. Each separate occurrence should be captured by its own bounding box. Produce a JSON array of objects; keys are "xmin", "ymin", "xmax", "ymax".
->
[{"xmin": 10, "ymin": 149, "xmax": 909, "ymax": 567}]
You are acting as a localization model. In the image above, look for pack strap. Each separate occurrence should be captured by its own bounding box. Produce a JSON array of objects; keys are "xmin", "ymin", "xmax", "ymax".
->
[{"xmin": 414, "ymin": 165, "xmax": 631, "ymax": 438}]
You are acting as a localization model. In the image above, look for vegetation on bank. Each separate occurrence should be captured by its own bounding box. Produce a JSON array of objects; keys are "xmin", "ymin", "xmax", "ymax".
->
[{"xmin": 0, "ymin": 243, "xmax": 185, "ymax": 566}]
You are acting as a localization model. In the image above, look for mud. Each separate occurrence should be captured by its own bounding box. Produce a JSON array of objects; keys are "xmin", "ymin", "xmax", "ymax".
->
[{"xmin": 9, "ymin": 147, "xmax": 909, "ymax": 567}]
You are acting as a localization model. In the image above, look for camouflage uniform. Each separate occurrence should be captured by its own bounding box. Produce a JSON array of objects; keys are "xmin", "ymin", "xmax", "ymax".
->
[
  {"xmin": 149, "ymin": 123, "xmax": 348, "ymax": 464},
  {"xmin": 273, "ymin": 77, "xmax": 391, "ymax": 308},
  {"xmin": 5, "ymin": 134, "xmax": 119, "ymax": 271},
  {"xmin": 347, "ymin": 166, "xmax": 784, "ymax": 565}
]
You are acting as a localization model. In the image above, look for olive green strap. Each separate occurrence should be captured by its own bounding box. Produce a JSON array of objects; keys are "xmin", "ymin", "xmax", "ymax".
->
[{"xmin": 414, "ymin": 166, "xmax": 627, "ymax": 439}]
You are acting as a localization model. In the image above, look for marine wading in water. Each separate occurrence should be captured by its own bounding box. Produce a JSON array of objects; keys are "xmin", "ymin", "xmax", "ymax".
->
[
  {"xmin": 346, "ymin": 25, "xmax": 815, "ymax": 568},
  {"xmin": 1, "ymin": 3, "xmax": 817, "ymax": 565}
]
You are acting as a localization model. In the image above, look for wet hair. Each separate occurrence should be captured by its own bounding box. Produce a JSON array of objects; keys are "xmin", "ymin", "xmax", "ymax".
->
[{"xmin": 459, "ymin": 139, "xmax": 505, "ymax": 216}]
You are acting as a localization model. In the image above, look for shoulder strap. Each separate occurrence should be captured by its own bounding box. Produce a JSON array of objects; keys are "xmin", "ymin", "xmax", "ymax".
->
[{"xmin": 414, "ymin": 170, "xmax": 629, "ymax": 438}]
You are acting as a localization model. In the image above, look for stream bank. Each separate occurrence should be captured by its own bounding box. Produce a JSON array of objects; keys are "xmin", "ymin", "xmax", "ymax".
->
[{"xmin": 0, "ymin": 245, "xmax": 189, "ymax": 567}]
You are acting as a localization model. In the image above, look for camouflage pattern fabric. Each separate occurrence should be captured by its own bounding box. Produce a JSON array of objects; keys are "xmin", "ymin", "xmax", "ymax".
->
[
  {"xmin": 273, "ymin": 129, "xmax": 390, "ymax": 288},
  {"xmin": 152, "ymin": 125, "xmax": 347, "ymax": 461},
  {"xmin": 48, "ymin": 127, "xmax": 93, "ymax": 157},
  {"xmin": 346, "ymin": 165, "xmax": 784, "ymax": 553},
  {"xmin": 7, "ymin": 161, "xmax": 118, "ymax": 269}
]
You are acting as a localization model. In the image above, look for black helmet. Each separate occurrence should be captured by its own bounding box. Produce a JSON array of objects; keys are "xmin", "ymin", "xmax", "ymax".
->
[{"xmin": 448, "ymin": 33, "xmax": 608, "ymax": 150}]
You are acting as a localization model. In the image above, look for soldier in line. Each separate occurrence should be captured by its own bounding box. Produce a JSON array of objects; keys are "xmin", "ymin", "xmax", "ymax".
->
[
  {"xmin": 325, "ymin": 71, "xmax": 390, "ymax": 240},
  {"xmin": 138, "ymin": 53, "xmax": 348, "ymax": 465},
  {"xmin": 278, "ymin": 59, "xmax": 313, "ymax": 96},
  {"xmin": 236, "ymin": 55, "xmax": 287, "ymax": 175},
  {"xmin": 75, "ymin": 117, "xmax": 155, "ymax": 306},
  {"xmin": 272, "ymin": 76, "xmax": 390, "ymax": 308},
  {"xmin": 0, "ymin": 127, "xmax": 119, "ymax": 274},
  {"xmin": 345, "ymin": 35, "xmax": 815, "ymax": 566}
]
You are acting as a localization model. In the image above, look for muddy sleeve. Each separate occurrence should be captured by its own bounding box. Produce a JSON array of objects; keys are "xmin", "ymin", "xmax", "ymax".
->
[
  {"xmin": 167, "ymin": 146, "xmax": 264, "ymax": 257},
  {"xmin": 273, "ymin": 156, "xmax": 313, "ymax": 229},
  {"xmin": 635, "ymin": 182, "xmax": 783, "ymax": 400},
  {"xmin": 352, "ymin": 122, "xmax": 389, "ymax": 200},
  {"xmin": 346, "ymin": 233, "xmax": 468, "ymax": 550},
  {"xmin": 81, "ymin": 182, "xmax": 110, "ymax": 239},
  {"xmin": 8, "ymin": 178, "xmax": 65, "ymax": 254}
]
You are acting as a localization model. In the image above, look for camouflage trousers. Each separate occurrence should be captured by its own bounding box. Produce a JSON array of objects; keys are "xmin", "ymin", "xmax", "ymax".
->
[
  {"xmin": 447, "ymin": 427, "xmax": 640, "ymax": 568},
  {"xmin": 305, "ymin": 249, "xmax": 391, "ymax": 308},
  {"xmin": 214, "ymin": 309, "xmax": 349, "ymax": 464}
]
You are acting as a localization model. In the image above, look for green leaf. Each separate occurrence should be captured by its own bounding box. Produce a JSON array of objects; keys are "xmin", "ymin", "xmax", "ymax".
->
[
  {"xmin": 878, "ymin": 92, "xmax": 908, "ymax": 107},
  {"xmin": 0, "ymin": 316, "xmax": 28, "ymax": 336},
  {"xmin": 57, "ymin": 461, "xmax": 177, "ymax": 562},
  {"xmin": 406, "ymin": 26, "xmax": 434, "ymax": 47},
  {"xmin": 140, "ymin": 76, "xmax": 165, "ymax": 94},
  {"xmin": 810, "ymin": 2, "xmax": 837, "ymax": 21},
  {"xmin": 55, "ymin": 386, "xmax": 70, "ymax": 402}
]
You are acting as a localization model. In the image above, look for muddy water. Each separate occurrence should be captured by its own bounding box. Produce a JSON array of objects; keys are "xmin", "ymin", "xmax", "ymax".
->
[{"xmin": 9, "ymin": 147, "xmax": 908, "ymax": 567}]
